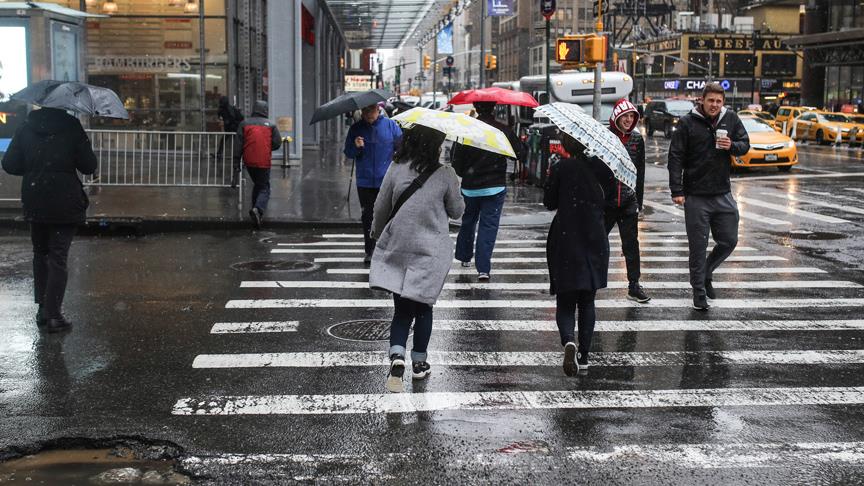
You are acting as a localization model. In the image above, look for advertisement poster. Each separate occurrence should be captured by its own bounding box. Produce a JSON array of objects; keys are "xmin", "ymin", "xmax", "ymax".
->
[
  {"xmin": 52, "ymin": 22, "xmax": 79, "ymax": 82},
  {"xmin": 488, "ymin": 0, "xmax": 514, "ymax": 16},
  {"xmin": 437, "ymin": 23, "xmax": 453, "ymax": 55},
  {"xmin": 0, "ymin": 25, "xmax": 28, "ymax": 152},
  {"xmin": 345, "ymin": 74, "xmax": 373, "ymax": 92}
]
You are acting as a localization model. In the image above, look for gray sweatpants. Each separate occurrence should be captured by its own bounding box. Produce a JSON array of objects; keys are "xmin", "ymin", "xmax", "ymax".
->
[{"xmin": 684, "ymin": 193, "xmax": 739, "ymax": 292}]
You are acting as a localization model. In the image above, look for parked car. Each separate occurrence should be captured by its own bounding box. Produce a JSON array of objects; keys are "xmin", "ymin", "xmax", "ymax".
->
[
  {"xmin": 738, "ymin": 110, "xmax": 778, "ymax": 130},
  {"xmin": 644, "ymin": 99, "xmax": 694, "ymax": 138},
  {"xmin": 732, "ymin": 116, "xmax": 798, "ymax": 172},
  {"xmin": 775, "ymin": 106, "xmax": 814, "ymax": 135},
  {"xmin": 792, "ymin": 111, "xmax": 858, "ymax": 145}
]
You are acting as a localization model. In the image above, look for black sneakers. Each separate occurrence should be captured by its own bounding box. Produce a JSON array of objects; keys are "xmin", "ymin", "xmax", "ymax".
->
[
  {"xmin": 412, "ymin": 361, "xmax": 431, "ymax": 380},
  {"xmin": 386, "ymin": 355, "xmax": 405, "ymax": 393},
  {"xmin": 363, "ymin": 253, "xmax": 372, "ymax": 265},
  {"xmin": 576, "ymin": 351, "xmax": 589, "ymax": 375},
  {"xmin": 248, "ymin": 208, "xmax": 262, "ymax": 229},
  {"xmin": 705, "ymin": 279, "xmax": 717, "ymax": 300},
  {"xmin": 563, "ymin": 342, "xmax": 578, "ymax": 377},
  {"xmin": 627, "ymin": 282, "xmax": 651, "ymax": 303},
  {"xmin": 693, "ymin": 291, "xmax": 710, "ymax": 311},
  {"xmin": 42, "ymin": 317, "xmax": 72, "ymax": 333}
]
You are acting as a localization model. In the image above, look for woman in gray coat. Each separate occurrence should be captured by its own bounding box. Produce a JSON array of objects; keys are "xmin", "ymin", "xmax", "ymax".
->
[{"xmin": 369, "ymin": 125, "xmax": 465, "ymax": 393}]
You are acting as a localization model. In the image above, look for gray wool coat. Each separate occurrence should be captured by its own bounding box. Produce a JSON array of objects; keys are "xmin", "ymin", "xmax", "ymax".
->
[{"xmin": 369, "ymin": 161, "xmax": 465, "ymax": 305}]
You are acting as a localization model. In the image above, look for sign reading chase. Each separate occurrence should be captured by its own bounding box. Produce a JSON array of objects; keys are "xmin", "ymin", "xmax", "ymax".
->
[
  {"xmin": 684, "ymin": 79, "xmax": 731, "ymax": 90},
  {"xmin": 688, "ymin": 35, "xmax": 784, "ymax": 51},
  {"xmin": 89, "ymin": 56, "xmax": 193, "ymax": 72}
]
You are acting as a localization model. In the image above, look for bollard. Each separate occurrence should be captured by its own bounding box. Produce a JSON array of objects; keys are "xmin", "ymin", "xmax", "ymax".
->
[
  {"xmin": 834, "ymin": 129, "xmax": 842, "ymax": 147},
  {"xmin": 281, "ymin": 136, "xmax": 293, "ymax": 168},
  {"xmin": 790, "ymin": 120, "xmax": 798, "ymax": 141},
  {"xmin": 782, "ymin": 121, "xmax": 787, "ymax": 135}
]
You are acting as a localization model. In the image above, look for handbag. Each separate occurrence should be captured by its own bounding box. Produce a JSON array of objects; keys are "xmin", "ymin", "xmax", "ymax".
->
[{"xmin": 386, "ymin": 163, "xmax": 442, "ymax": 225}]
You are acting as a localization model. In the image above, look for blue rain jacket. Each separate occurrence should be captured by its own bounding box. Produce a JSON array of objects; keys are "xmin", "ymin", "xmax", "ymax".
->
[{"xmin": 343, "ymin": 115, "xmax": 403, "ymax": 189}]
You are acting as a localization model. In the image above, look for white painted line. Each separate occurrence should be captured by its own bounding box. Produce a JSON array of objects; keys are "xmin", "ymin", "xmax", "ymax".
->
[
  {"xmin": 566, "ymin": 442, "xmax": 864, "ymax": 468},
  {"xmin": 319, "ymin": 232, "xmax": 691, "ymax": 238},
  {"xmin": 273, "ymin": 246, "xmax": 758, "ymax": 254},
  {"xmin": 643, "ymin": 200, "xmax": 792, "ymax": 226},
  {"xmin": 736, "ymin": 196, "xmax": 851, "ymax": 224},
  {"xmin": 642, "ymin": 201, "xmax": 685, "ymax": 217},
  {"xmin": 225, "ymin": 297, "xmax": 864, "ymax": 309},
  {"xmin": 845, "ymin": 188, "xmax": 864, "ymax": 195},
  {"xmin": 210, "ymin": 321, "xmax": 299, "ymax": 334},
  {"xmin": 733, "ymin": 172, "xmax": 864, "ymax": 182},
  {"xmin": 280, "ymin": 238, "xmax": 695, "ymax": 246},
  {"xmin": 760, "ymin": 192, "xmax": 864, "ymax": 216},
  {"xmin": 191, "ymin": 349, "xmax": 864, "ymax": 369},
  {"xmin": 326, "ymin": 267, "xmax": 826, "ymax": 276},
  {"xmin": 433, "ymin": 319, "xmax": 864, "ymax": 332},
  {"xmin": 172, "ymin": 386, "xmax": 864, "ymax": 415},
  {"xmin": 240, "ymin": 280, "xmax": 860, "ymax": 291},
  {"xmin": 313, "ymin": 255, "xmax": 785, "ymax": 264}
]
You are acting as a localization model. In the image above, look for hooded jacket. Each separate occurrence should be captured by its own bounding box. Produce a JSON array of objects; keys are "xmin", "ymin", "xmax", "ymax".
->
[
  {"xmin": 668, "ymin": 105, "xmax": 750, "ymax": 197},
  {"xmin": 343, "ymin": 109, "xmax": 403, "ymax": 189},
  {"xmin": 450, "ymin": 112, "xmax": 526, "ymax": 192},
  {"xmin": 236, "ymin": 100, "xmax": 282, "ymax": 169},
  {"xmin": 218, "ymin": 96, "xmax": 244, "ymax": 133},
  {"xmin": 2, "ymin": 108, "xmax": 97, "ymax": 224},
  {"xmin": 606, "ymin": 99, "xmax": 645, "ymax": 212}
]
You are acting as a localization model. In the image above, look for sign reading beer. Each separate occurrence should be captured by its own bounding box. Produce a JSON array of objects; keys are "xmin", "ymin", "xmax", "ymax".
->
[{"xmin": 688, "ymin": 35, "xmax": 785, "ymax": 51}]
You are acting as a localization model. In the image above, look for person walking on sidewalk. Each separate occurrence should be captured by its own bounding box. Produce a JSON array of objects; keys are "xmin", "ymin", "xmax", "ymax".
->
[
  {"xmin": 343, "ymin": 103, "xmax": 403, "ymax": 264},
  {"xmin": 451, "ymin": 101, "xmax": 525, "ymax": 281},
  {"xmin": 668, "ymin": 83, "xmax": 750, "ymax": 310},
  {"xmin": 544, "ymin": 134, "xmax": 613, "ymax": 376},
  {"xmin": 606, "ymin": 99, "xmax": 650, "ymax": 303},
  {"xmin": 368, "ymin": 125, "xmax": 464, "ymax": 393},
  {"xmin": 236, "ymin": 100, "xmax": 281, "ymax": 229},
  {"xmin": 216, "ymin": 96, "xmax": 244, "ymax": 187},
  {"xmin": 2, "ymin": 107, "xmax": 98, "ymax": 333}
]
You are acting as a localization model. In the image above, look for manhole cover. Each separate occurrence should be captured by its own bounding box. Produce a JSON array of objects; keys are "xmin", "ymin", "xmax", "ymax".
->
[
  {"xmin": 328, "ymin": 319, "xmax": 395, "ymax": 342},
  {"xmin": 785, "ymin": 230, "xmax": 846, "ymax": 241},
  {"xmin": 231, "ymin": 259, "xmax": 319, "ymax": 272}
]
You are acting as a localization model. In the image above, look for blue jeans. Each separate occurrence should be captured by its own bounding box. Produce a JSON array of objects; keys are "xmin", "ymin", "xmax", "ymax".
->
[
  {"xmin": 455, "ymin": 190, "xmax": 506, "ymax": 274},
  {"xmin": 245, "ymin": 167, "xmax": 271, "ymax": 214},
  {"xmin": 388, "ymin": 294, "xmax": 433, "ymax": 362}
]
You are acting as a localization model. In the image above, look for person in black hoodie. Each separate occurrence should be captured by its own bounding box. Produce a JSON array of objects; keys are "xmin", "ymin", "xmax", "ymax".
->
[
  {"xmin": 2, "ymin": 107, "xmax": 98, "ymax": 332},
  {"xmin": 668, "ymin": 83, "xmax": 750, "ymax": 310},
  {"xmin": 451, "ymin": 101, "xmax": 525, "ymax": 281},
  {"xmin": 606, "ymin": 99, "xmax": 650, "ymax": 303}
]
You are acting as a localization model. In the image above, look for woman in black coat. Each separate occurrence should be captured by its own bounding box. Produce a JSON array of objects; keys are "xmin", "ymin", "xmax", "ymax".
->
[
  {"xmin": 544, "ymin": 134, "xmax": 614, "ymax": 376},
  {"xmin": 2, "ymin": 107, "xmax": 98, "ymax": 333}
]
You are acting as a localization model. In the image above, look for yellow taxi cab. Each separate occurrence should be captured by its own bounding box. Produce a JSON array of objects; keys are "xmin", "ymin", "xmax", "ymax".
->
[
  {"xmin": 847, "ymin": 114, "xmax": 864, "ymax": 145},
  {"xmin": 775, "ymin": 106, "xmax": 814, "ymax": 135},
  {"xmin": 792, "ymin": 111, "xmax": 858, "ymax": 145},
  {"xmin": 738, "ymin": 110, "xmax": 777, "ymax": 129},
  {"xmin": 732, "ymin": 115, "xmax": 797, "ymax": 172}
]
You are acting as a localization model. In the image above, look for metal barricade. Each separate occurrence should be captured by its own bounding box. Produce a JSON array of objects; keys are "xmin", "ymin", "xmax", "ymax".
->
[{"xmin": 83, "ymin": 130, "xmax": 242, "ymax": 209}]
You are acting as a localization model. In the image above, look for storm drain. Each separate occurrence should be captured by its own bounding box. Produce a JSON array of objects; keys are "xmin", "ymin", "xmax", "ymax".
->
[
  {"xmin": 231, "ymin": 259, "xmax": 319, "ymax": 273},
  {"xmin": 328, "ymin": 319, "xmax": 395, "ymax": 342}
]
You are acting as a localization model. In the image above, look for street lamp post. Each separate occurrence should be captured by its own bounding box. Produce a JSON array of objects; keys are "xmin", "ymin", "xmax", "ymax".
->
[
  {"xmin": 479, "ymin": 0, "xmax": 486, "ymax": 88},
  {"xmin": 751, "ymin": 29, "xmax": 760, "ymax": 105}
]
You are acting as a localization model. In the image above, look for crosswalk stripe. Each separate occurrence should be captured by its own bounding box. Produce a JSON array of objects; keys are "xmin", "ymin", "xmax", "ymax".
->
[
  {"xmin": 760, "ymin": 192, "xmax": 864, "ymax": 216},
  {"xmin": 326, "ymin": 267, "xmax": 826, "ymax": 276},
  {"xmin": 225, "ymin": 297, "xmax": 864, "ymax": 309},
  {"xmin": 643, "ymin": 200, "xmax": 792, "ymax": 226},
  {"xmin": 319, "ymin": 232, "xmax": 691, "ymax": 238},
  {"xmin": 736, "ymin": 196, "xmax": 851, "ymax": 224},
  {"xmin": 239, "ymin": 280, "xmax": 860, "ymax": 290},
  {"xmin": 433, "ymin": 319, "xmax": 864, "ymax": 332},
  {"xmin": 191, "ymin": 350, "xmax": 864, "ymax": 369},
  {"xmin": 278, "ymin": 239, "xmax": 696, "ymax": 246},
  {"xmin": 273, "ymin": 246, "xmax": 759, "ymax": 254},
  {"xmin": 313, "ymin": 256, "xmax": 786, "ymax": 263},
  {"xmin": 210, "ymin": 321, "xmax": 299, "ymax": 334},
  {"xmin": 171, "ymin": 386, "xmax": 864, "ymax": 415}
]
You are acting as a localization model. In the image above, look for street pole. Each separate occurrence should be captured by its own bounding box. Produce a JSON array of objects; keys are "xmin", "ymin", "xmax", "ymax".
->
[
  {"xmin": 708, "ymin": 50, "xmax": 714, "ymax": 82},
  {"xmin": 479, "ymin": 0, "xmax": 486, "ymax": 88},
  {"xmin": 751, "ymin": 30, "xmax": 758, "ymax": 105},
  {"xmin": 545, "ymin": 16, "xmax": 551, "ymax": 102},
  {"xmin": 199, "ymin": 0, "xmax": 206, "ymax": 131},
  {"xmin": 592, "ymin": 0, "xmax": 603, "ymax": 120},
  {"xmin": 433, "ymin": 36, "xmax": 438, "ymax": 107}
]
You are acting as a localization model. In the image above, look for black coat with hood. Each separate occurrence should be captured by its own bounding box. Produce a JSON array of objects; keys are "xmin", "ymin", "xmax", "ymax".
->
[
  {"xmin": 668, "ymin": 106, "xmax": 750, "ymax": 198},
  {"xmin": 451, "ymin": 111, "xmax": 525, "ymax": 190},
  {"xmin": 606, "ymin": 99, "xmax": 646, "ymax": 213},
  {"xmin": 2, "ymin": 108, "xmax": 98, "ymax": 224}
]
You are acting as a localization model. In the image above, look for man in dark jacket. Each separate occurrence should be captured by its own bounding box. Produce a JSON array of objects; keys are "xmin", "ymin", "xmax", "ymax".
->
[
  {"xmin": 606, "ymin": 99, "xmax": 649, "ymax": 303},
  {"xmin": 343, "ymin": 103, "xmax": 403, "ymax": 263},
  {"xmin": 668, "ymin": 83, "xmax": 750, "ymax": 310},
  {"xmin": 236, "ymin": 100, "xmax": 281, "ymax": 229},
  {"xmin": 451, "ymin": 101, "xmax": 525, "ymax": 281},
  {"xmin": 2, "ymin": 107, "xmax": 98, "ymax": 332},
  {"xmin": 216, "ymin": 96, "xmax": 244, "ymax": 187}
]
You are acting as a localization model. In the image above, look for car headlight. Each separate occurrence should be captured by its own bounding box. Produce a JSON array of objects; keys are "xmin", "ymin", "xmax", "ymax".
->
[
  {"xmin": 785, "ymin": 140, "xmax": 796, "ymax": 148},
  {"xmin": 842, "ymin": 128, "xmax": 851, "ymax": 133}
]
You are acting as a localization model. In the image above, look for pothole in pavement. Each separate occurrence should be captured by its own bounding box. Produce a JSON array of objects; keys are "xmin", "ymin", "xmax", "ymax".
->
[
  {"xmin": 328, "ymin": 319, "xmax": 398, "ymax": 342},
  {"xmin": 231, "ymin": 259, "xmax": 319, "ymax": 272},
  {"xmin": 0, "ymin": 444, "xmax": 190, "ymax": 484}
]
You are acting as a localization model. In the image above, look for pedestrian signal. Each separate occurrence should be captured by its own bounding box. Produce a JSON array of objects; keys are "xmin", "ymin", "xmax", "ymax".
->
[
  {"xmin": 555, "ymin": 38, "xmax": 583, "ymax": 64},
  {"xmin": 423, "ymin": 55, "xmax": 431, "ymax": 70},
  {"xmin": 485, "ymin": 54, "xmax": 497, "ymax": 70},
  {"xmin": 584, "ymin": 35, "xmax": 607, "ymax": 64}
]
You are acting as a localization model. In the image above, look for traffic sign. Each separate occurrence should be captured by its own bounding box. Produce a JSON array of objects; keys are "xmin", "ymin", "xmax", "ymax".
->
[
  {"xmin": 592, "ymin": 0, "xmax": 609, "ymax": 16},
  {"xmin": 541, "ymin": 0, "xmax": 556, "ymax": 19},
  {"xmin": 446, "ymin": 55, "xmax": 454, "ymax": 66}
]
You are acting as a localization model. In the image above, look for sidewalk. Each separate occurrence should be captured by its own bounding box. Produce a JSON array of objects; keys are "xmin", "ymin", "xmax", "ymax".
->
[{"xmin": 0, "ymin": 142, "xmax": 550, "ymax": 231}]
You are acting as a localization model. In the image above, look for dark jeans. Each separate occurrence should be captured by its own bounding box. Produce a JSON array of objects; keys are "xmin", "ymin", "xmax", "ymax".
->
[
  {"xmin": 555, "ymin": 290, "xmax": 597, "ymax": 354},
  {"xmin": 455, "ymin": 190, "xmax": 506, "ymax": 274},
  {"xmin": 246, "ymin": 167, "xmax": 271, "ymax": 214},
  {"xmin": 684, "ymin": 193, "xmax": 739, "ymax": 292},
  {"xmin": 604, "ymin": 208, "xmax": 641, "ymax": 283},
  {"xmin": 388, "ymin": 294, "xmax": 433, "ymax": 362},
  {"xmin": 30, "ymin": 223, "xmax": 77, "ymax": 320},
  {"xmin": 357, "ymin": 187, "xmax": 379, "ymax": 257}
]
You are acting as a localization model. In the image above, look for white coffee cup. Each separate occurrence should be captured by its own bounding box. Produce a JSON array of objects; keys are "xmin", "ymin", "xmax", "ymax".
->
[{"xmin": 715, "ymin": 129, "xmax": 728, "ymax": 149}]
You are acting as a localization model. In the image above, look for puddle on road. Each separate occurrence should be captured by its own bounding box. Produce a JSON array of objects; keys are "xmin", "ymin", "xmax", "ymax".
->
[
  {"xmin": 231, "ymin": 259, "xmax": 319, "ymax": 273},
  {"xmin": 0, "ymin": 448, "xmax": 190, "ymax": 485}
]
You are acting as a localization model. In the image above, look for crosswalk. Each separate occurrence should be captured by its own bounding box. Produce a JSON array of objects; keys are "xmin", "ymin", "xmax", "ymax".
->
[{"xmin": 173, "ymin": 226, "xmax": 864, "ymax": 474}]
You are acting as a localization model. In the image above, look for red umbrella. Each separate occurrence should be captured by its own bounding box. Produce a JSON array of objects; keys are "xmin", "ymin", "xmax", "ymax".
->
[{"xmin": 448, "ymin": 87, "xmax": 539, "ymax": 108}]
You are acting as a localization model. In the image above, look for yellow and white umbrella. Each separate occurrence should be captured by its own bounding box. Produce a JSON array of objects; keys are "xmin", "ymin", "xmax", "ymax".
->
[{"xmin": 392, "ymin": 107, "xmax": 516, "ymax": 158}]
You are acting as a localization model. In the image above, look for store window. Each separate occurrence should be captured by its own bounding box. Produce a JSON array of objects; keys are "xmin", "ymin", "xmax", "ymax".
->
[
  {"xmin": 762, "ymin": 54, "xmax": 796, "ymax": 77},
  {"xmin": 723, "ymin": 53, "xmax": 754, "ymax": 76},
  {"xmin": 688, "ymin": 52, "xmax": 720, "ymax": 77}
]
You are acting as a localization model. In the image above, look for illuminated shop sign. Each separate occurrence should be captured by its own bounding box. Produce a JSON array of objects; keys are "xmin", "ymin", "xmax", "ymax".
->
[{"xmin": 89, "ymin": 56, "xmax": 193, "ymax": 73}]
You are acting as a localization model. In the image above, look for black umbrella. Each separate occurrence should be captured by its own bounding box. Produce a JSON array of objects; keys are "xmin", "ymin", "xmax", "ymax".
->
[
  {"xmin": 310, "ymin": 89, "xmax": 393, "ymax": 124},
  {"xmin": 11, "ymin": 80, "xmax": 129, "ymax": 119}
]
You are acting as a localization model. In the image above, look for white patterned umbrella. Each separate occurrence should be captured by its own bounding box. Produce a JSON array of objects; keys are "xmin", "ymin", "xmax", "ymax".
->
[
  {"xmin": 391, "ymin": 107, "xmax": 515, "ymax": 158},
  {"xmin": 534, "ymin": 102, "xmax": 637, "ymax": 190}
]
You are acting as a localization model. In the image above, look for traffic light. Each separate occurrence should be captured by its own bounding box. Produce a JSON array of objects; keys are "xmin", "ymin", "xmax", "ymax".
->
[
  {"xmin": 485, "ymin": 54, "xmax": 497, "ymax": 70},
  {"xmin": 555, "ymin": 37, "xmax": 583, "ymax": 64},
  {"xmin": 423, "ymin": 54, "xmax": 431, "ymax": 70},
  {"xmin": 592, "ymin": 0, "xmax": 608, "ymax": 17},
  {"xmin": 584, "ymin": 35, "xmax": 607, "ymax": 64}
]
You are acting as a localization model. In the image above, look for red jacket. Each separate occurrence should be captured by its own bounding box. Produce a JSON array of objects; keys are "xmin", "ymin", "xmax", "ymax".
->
[{"xmin": 235, "ymin": 102, "xmax": 282, "ymax": 168}]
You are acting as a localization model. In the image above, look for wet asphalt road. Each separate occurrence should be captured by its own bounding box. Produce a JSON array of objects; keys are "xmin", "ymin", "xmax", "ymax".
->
[{"xmin": 3, "ymin": 138, "xmax": 864, "ymax": 483}]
